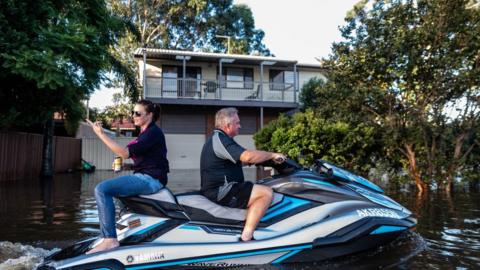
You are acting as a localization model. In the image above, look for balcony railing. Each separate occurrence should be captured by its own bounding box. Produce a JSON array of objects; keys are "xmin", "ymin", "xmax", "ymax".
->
[{"xmin": 145, "ymin": 77, "xmax": 297, "ymax": 103}]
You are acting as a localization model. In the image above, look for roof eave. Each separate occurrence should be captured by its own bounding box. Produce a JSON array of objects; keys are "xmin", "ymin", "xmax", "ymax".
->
[{"xmin": 133, "ymin": 48, "xmax": 298, "ymax": 67}]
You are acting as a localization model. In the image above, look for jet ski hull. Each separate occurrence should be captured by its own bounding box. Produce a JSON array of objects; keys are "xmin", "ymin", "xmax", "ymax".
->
[
  {"xmin": 41, "ymin": 208, "xmax": 415, "ymax": 269},
  {"xmin": 39, "ymin": 160, "xmax": 417, "ymax": 269}
]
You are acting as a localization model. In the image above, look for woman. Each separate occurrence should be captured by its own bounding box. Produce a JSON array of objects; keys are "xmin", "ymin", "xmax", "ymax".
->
[{"xmin": 86, "ymin": 99, "xmax": 169, "ymax": 254}]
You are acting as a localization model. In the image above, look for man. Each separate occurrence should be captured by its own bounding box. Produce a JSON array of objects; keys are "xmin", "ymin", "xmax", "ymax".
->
[{"xmin": 200, "ymin": 107, "xmax": 286, "ymax": 241}]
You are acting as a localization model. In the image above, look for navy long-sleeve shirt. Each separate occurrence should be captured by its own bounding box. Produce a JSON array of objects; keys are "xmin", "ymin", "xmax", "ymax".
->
[{"xmin": 127, "ymin": 122, "xmax": 169, "ymax": 185}]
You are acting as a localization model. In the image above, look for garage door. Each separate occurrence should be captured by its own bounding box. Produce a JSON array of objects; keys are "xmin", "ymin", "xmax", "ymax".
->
[{"xmin": 165, "ymin": 134, "xmax": 205, "ymax": 169}]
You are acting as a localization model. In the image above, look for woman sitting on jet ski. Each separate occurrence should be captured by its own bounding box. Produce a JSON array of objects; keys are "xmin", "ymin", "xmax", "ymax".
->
[{"xmin": 86, "ymin": 99, "xmax": 169, "ymax": 254}]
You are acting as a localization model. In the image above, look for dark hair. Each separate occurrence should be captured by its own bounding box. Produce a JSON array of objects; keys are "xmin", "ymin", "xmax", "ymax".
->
[{"xmin": 137, "ymin": 99, "xmax": 161, "ymax": 122}]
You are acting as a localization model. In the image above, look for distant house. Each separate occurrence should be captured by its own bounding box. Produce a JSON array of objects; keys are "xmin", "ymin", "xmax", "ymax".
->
[
  {"xmin": 110, "ymin": 118, "xmax": 136, "ymax": 137},
  {"xmin": 134, "ymin": 48, "xmax": 326, "ymax": 169}
]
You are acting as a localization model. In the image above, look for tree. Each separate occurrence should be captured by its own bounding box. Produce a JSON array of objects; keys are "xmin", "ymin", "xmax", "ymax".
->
[
  {"xmin": 206, "ymin": 3, "xmax": 270, "ymax": 55},
  {"xmin": 299, "ymin": 77, "xmax": 327, "ymax": 110},
  {"xmin": 107, "ymin": 0, "xmax": 271, "ymax": 99},
  {"xmin": 0, "ymin": 0, "xmax": 131, "ymax": 176},
  {"xmin": 309, "ymin": 0, "xmax": 480, "ymax": 193}
]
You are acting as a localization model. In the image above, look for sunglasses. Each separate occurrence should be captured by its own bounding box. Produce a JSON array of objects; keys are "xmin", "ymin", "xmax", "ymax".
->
[{"xmin": 131, "ymin": 110, "xmax": 145, "ymax": 117}]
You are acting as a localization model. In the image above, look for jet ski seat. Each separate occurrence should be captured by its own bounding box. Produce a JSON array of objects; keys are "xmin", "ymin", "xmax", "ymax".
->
[
  {"xmin": 176, "ymin": 192, "xmax": 284, "ymax": 225},
  {"xmin": 139, "ymin": 188, "xmax": 284, "ymax": 226},
  {"xmin": 139, "ymin": 187, "xmax": 178, "ymax": 206}
]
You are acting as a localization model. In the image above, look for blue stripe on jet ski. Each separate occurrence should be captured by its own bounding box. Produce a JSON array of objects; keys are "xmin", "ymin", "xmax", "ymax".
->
[
  {"xmin": 126, "ymin": 244, "xmax": 313, "ymax": 269},
  {"xmin": 263, "ymin": 198, "xmax": 287, "ymax": 214},
  {"xmin": 303, "ymin": 178, "xmax": 336, "ymax": 188},
  {"xmin": 271, "ymin": 249, "xmax": 302, "ymax": 264},
  {"xmin": 180, "ymin": 225, "xmax": 201, "ymax": 231},
  {"xmin": 261, "ymin": 196, "xmax": 310, "ymax": 222},
  {"xmin": 133, "ymin": 221, "xmax": 166, "ymax": 235},
  {"xmin": 370, "ymin": 225, "xmax": 406, "ymax": 235}
]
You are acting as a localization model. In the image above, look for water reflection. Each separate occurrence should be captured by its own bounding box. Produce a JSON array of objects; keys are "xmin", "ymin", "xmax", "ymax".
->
[
  {"xmin": 388, "ymin": 190, "xmax": 480, "ymax": 268},
  {"xmin": 0, "ymin": 173, "xmax": 85, "ymax": 247},
  {"xmin": 0, "ymin": 171, "xmax": 479, "ymax": 269}
]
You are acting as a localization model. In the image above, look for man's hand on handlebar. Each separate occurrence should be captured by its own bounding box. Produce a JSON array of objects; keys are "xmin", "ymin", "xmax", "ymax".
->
[{"xmin": 272, "ymin": 153, "xmax": 286, "ymax": 164}]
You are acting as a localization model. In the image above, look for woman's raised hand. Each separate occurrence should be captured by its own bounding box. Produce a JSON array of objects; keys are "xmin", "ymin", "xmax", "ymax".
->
[{"xmin": 86, "ymin": 119, "xmax": 105, "ymax": 136}]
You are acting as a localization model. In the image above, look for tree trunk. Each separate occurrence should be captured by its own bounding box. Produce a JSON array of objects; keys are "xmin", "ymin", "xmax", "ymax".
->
[
  {"xmin": 445, "ymin": 179, "xmax": 453, "ymax": 194},
  {"xmin": 40, "ymin": 117, "xmax": 54, "ymax": 178},
  {"xmin": 405, "ymin": 143, "xmax": 428, "ymax": 195},
  {"xmin": 443, "ymin": 132, "xmax": 467, "ymax": 194}
]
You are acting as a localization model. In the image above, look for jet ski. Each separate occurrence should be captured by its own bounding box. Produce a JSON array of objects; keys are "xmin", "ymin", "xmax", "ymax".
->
[{"xmin": 39, "ymin": 159, "xmax": 416, "ymax": 269}]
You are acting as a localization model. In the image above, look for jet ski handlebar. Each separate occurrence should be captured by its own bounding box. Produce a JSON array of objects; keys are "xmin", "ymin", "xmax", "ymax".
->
[
  {"xmin": 256, "ymin": 158, "xmax": 303, "ymax": 175},
  {"xmin": 256, "ymin": 158, "xmax": 335, "ymax": 178}
]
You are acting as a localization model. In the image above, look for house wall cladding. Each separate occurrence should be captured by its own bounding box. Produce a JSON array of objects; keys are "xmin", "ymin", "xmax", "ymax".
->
[{"xmin": 0, "ymin": 132, "xmax": 81, "ymax": 182}]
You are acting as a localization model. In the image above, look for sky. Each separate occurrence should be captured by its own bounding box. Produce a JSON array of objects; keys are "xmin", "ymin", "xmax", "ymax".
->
[
  {"xmin": 234, "ymin": 0, "xmax": 358, "ymax": 63},
  {"xmin": 89, "ymin": 0, "xmax": 359, "ymax": 109}
]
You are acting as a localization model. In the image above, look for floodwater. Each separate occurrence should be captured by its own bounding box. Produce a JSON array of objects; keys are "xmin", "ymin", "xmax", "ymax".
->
[{"xmin": 0, "ymin": 170, "xmax": 478, "ymax": 269}]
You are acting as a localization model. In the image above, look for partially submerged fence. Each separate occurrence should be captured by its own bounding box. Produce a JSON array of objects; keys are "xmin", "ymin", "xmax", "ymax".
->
[{"xmin": 0, "ymin": 132, "xmax": 81, "ymax": 181}]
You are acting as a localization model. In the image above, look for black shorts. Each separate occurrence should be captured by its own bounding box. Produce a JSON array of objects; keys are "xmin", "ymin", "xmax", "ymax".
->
[{"xmin": 217, "ymin": 181, "xmax": 254, "ymax": 209}]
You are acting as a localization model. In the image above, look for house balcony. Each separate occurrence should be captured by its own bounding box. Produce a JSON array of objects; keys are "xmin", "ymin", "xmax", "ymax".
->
[{"xmin": 144, "ymin": 77, "xmax": 299, "ymax": 108}]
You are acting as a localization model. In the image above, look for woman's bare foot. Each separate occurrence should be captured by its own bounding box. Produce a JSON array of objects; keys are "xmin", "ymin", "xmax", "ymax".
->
[
  {"xmin": 241, "ymin": 230, "xmax": 254, "ymax": 241},
  {"xmin": 86, "ymin": 238, "xmax": 119, "ymax": 254}
]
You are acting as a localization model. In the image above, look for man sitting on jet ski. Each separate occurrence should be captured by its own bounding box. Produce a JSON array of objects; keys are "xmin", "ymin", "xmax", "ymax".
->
[{"xmin": 200, "ymin": 107, "xmax": 286, "ymax": 241}]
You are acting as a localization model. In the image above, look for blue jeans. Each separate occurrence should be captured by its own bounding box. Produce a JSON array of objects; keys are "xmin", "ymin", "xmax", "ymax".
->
[{"xmin": 94, "ymin": 173, "xmax": 163, "ymax": 238}]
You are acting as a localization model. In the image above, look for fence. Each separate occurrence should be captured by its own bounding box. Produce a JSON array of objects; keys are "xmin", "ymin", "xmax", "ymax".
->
[{"xmin": 0, "ymin": 132, "xmax": 81, "ymax": 181}]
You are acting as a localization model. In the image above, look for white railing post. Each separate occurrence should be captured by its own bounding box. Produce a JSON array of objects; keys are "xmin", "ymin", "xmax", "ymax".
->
[
  {"xmin": 219, "ymin": 59, "xmax": 223, "ymax": 99},
  {"xmin": 142, "ymin": 47, "xmax": 147, "ymax": 99},
  {"xmin": 260, "ymin": 63, "xmax": 264, "ymax": 101},
  {"xmin": 293, "ymin": 63, "xmax": 298, "ymax": 103}
]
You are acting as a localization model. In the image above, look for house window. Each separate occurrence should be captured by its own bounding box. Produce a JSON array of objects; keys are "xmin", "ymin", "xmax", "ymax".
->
[
  {"xmin": 269, "ymin": 70, "xmax": 296, "ymax": 90},
  {"xmin": 162, "ymin": 66, "xmax": 178, "ymax": 93},
  {"xmin": 218, "ymin": 67, "xmax": 253, "ymax": 89},
  {"xmin": 162, "ymin": 65, "xmax": 202, "ymax": 96}
]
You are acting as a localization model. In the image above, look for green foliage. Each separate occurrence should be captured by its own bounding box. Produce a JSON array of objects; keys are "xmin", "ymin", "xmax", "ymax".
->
[
  {"xmin": 257, "ymin": 0, "xmax": 480, "ymax": 190},
  {"xmin": 211, "ymin": 3, "xmax": 270, "ymax": 55},
  {"xmin": 299, "ymin": 77, "xmax": 326, "ymax": 110},
  {"xmin": 95, "ymin": 93, "xmax": 133, "ymax": 129},
  {"xmin": 254, "ymin": 110, "xmax": 380, "ymax": 175},
  {"xmin": 108, "ymin": 0, "xmax": 269, "ymax": 53},
  {"xmin": 254, "ymin": 114, "xmax": 292, "ymax": 152},
  {"xmin": 303, "ymin": 0, "xmax": 480, "ymax": 189},
  {"xmin": 0, "ymin": 0, "xmax": 131, "ymax": 131}
]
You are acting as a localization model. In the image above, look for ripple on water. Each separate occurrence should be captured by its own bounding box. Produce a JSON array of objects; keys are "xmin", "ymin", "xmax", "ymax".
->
[
  {"xmin": 0, "ymin": 241, "xmax": 58, "ymax": 270},
  {"xmin": 464, "ymin": 218, "xmax": 480, "ymax": 224}
]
